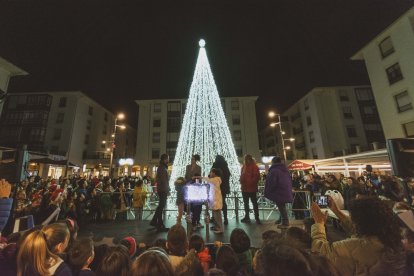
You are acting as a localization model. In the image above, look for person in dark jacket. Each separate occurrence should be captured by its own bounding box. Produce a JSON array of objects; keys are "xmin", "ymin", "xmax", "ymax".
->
[
  {"xmin": 150, "ymin": 154, "xmax": 170, "ymax": 232},
  {"xmin": 211, "ymin": 155, "xmax": 230, "ymax": 225},
  {"xmin": 0, "ymin": 179, "xmax": 12, "ymax": 233},
  {"xmin": 264, "ymin": 156, "xmax": 293, "ymax": 228}
]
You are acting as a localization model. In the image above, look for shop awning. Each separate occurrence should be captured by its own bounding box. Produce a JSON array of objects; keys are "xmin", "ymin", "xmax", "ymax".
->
[
  {"xmin": 288, "ymin": 160, "xmax": 314, "ymax": 171},
  {"xmin": 30, "ymin": 158, "xmax": 78, "ymax": 167}
]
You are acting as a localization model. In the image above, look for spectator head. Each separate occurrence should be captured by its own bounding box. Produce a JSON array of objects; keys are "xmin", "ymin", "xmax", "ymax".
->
[
  {"xmin": 68, "ymin": 237, "xmax": 94, "ymax": 272},
  {"xmin": 272, "ymin": 156, "xmax": 282, "ymax": 164},
  {"xmin": 230, "ymin": 228, "xmax": 251, "ymax": 253},
  {"xmin": 96, "ymin": 245, "xmax": 131, "ymax": 276},
  {"xmin": 16, "ymin": 190, "xmax": 26, "ymax": 200},
  {"xmin": 286, "ymin": 227, "xmax": 312, "ymax": 250},
  {"xmin": 136, "ymin": 179, "xmax": 143, "ymax": 187},
  {"xmin": 42, "ymin": 223, "xmax": 70, "ymax": 254},
  {"xmin": 152, "ymin": 238, "xmax": 167, "ymax": 251},
  {"xmin": 210, "ymin": 168, "xmax": 221, "ymax": 178},
  {"xmin": 58, "ymin": 219, "xmax": 79, "ymax": 247},
  {"xmin": 253, "ymin": 249, "xmax": 264, "ymax": 275},
  {"xmin": 167, "ymin": 224, "xmax": 188, "ymax": 256},
  {"xmin": 160, "ymin": 154, "xmax": 169, "ymax": 165},
  {"xmin": 208, "ymin": 268, "xmax": 227, "ymax": 276},
  {"xmin": 120, "ymin": 236, "xmax": 137, "ymax": 257},
  {"xmin": 260, "ymin": 238, "xmax": 312, "ymax": 276},
  {"xmin": 130, "ymin": 248, "xmax": 174, "ymax": 276},
  {"xmin": 349, "ymin": 197, "xmax": 403, "ymax": 251},
  {"xmin": 50, "ymin": 189, "xmax": 64, "ymax": 204},
  {"xmin": 261, "ymin": 230, "xmax": 281, "ymax": 245},
  {"xmin": 192, "ymin": 154, "xmax": 201, "ymax": 162},
  {"xmin": 215, "ymin": 245, "xmax": 240, "ymax": 276},
  {"xmin": 90, "ymin": 244, "xmax": 109, "ymax": 272},
  {"xmin": 17, "ymin": 229, "xmax": 57, "ymax": 276},
  {"xmin": 189, "ymin": 234, "xmax": 205, "ymax": 252},
  {"xmin": 244, "ymin": 154, "xmax": 254, "ymax": 164}
]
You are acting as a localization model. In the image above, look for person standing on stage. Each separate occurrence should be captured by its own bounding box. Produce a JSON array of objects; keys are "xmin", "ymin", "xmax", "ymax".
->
[
  {"xmin": 264, "ymin": 156, "xmax": 293, "ymax": 228},
  {"xmin": 185, "ymin": 154, "xmax": 202, "ymax": 230},
  {"xmin": 212, "ymin": 155, "xmax": 230, "ymax": 225},
  {"xmin": 240, "ymin": 154, "xmax": 261, "ymax": 224},
  {"xmin": 150, "ymin": 154, "xmax": 170, "ymax": 232}
]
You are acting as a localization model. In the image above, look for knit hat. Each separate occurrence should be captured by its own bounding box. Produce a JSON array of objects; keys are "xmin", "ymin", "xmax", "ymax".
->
[{"xmin": 121, "ymin": 236, "xmax": 137, "ymax": 257}]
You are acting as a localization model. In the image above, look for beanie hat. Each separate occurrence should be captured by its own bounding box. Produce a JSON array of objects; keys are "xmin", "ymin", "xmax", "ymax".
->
[{"xmin": 121, "ymin": 236, "xmax": 137, "ymax": 257}]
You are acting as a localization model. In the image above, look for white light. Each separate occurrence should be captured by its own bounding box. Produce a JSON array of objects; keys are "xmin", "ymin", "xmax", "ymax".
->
[
  {"xmin": 281, "ymin": 131, "xmax": 286, "ymax": 135},
  {"xmin": 270, "ymin": 122, "xmax": 278, "ymax": 127},
  {"xmin": 262, "ymin": 156, "xmax": 275, "ymax": 163},
  {"xmin": 289, "ymin": 138, "xmax": 295, "ymax": 141},
  {"xmin": 268, "ymin": 111, "xmax": 276, "ymax": 118},
  {"xmin": 119, "ymin": 158, "xmax": 133, "ymax": 166},
  {"xmin": 199, "ymin": 39, "xmax": 206, "ymax": 48},
  {"xmin": 285, "ymin": 146, "xmax": 291, "ymax": 150},
  {"xmin": 102, "ymin": 140, "xmax": 106, "ymax": 144},
  {"xmin": 117, "ymin": 113, "xmax": 125, "ymax": 120},
  {"xmin": 170, "ymin": 40, "xmax": 241, "ymax": 191},
  {"xmin": 119, "ymin": 125, "xmax": 126, "ymax": 129}
]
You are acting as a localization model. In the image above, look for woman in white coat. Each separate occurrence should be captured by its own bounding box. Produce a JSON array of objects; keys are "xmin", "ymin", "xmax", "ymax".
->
[{"xmin": 203, "ymin": 168, "xmax": 223, "ymax": 234}]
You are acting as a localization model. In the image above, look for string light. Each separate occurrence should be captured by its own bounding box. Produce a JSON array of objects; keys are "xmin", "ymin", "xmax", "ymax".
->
[{"xmin": 169, "ymin": 39, "xmax": 241, "ymax": 191}]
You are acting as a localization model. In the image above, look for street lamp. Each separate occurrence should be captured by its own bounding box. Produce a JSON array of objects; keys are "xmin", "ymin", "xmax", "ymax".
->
[
  {"xmin": 268, "ymin": 111, "xmax": 294, "ymax": 163},
  {"xmin": 104, "ymin": 113, "xmax": 126, "ymax": 178}
]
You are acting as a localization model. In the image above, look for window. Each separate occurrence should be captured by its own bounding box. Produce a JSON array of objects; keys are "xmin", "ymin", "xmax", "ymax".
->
[
  {"xmin": 309, "ymin": 131, "xmax": 315, "ymax": 143},
  {"xmin": 232, "ymin": 114, "xmax": 240, "ymax": 125},
  {"xmin": 346, "ymin": 126, "xmax": 357, "ymax": 138},
  {"xmin": 53, "ymin": 129, "xmax": 62, "ymax": 140},
  {"xmin": 231, "ymin": 100, "xmax": 239, "ymax": 110},
  {"xmin": 88, "ymin": 106, "xmax": 93, "ymax": 115},
  {"xmin": 386, "ymin": 63, "xmax": 403, "ymax": 85},
  {"xmin": 343, "ymin": 107, "xmax": 353, "ymax": 118},
  {"xmin": 306, "ymin": 116, "xmax": 312, "ymax": 126},
  {"xmin": 153, "ymin": 119, "xmax": 161, "ymax": 127},
  {"xmin": 102, "ymin": 125, "xmax": 107, "ymax": 135},
  {"xmin": 86, "ymin": 120, "xmax": 92, "ymax": 130},
  {"xmin": 355, "ymin": 88, "xmax": 374, "ymax": 101},
  {"xmin": 153, "ymin": 103, "xmax": 161, "ymax": 113},
  {"xmin": 56, "ymin": 113, "xmax": 64, "ymax": 124},
  {"xmin": 236, "ymin": 148, "xmax": 243, "ymax": 157},
  {"xmin": 152, "ymin": 148, "xmax": 160, "ymax": 159},
  {"xmin": 152, "ymin": 132, "xmax": 160, "ymax": 143},
  {"xmin": 59, "ymin": 97, "xmax": 67, "ymax": 107},
  {"xmin": 167, "ymin": 102, "xmax": 181, "ymax": 112},
  {"xmin": 304, "ymin": 98, "xmax": 309, "ymax": 110},
  {"xmin": 395, "ymin": 91, "xmax": 412, "ymax": 113},
  {"xmin": 339, "ymin": 90, "xmax": 349, "ymax": 101},
  {"xmin": 167, "ymin": 117, "xmax": 181, "ymax": 132},
  {"xmin": 233, "ymin": 130, "xmax": 242, "ymax": 141},
  {"xmin": 379, "ymin": 36, "xmax": 394, "ymax": 58},
  {"xmin": 84, "ymin": 134, "xmax": 90, "ymax": 145},
  {"xmin": 363, "ymin": 106, "xmax": 376, "ymax": 115},
  {"xmin": 104, "ymin": 112, "xmax": 108, "ymax": 122},
  {"xmin": 403, "ymin": 121, "xmax": 414, "ymax": 137},
  {"xmin": 311, "ymin": 148, "xmax": 318, "ymax": 159}
]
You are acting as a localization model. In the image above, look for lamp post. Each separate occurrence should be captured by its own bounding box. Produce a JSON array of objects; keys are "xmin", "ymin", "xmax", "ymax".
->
[
  {"xmin": 104, "ymin": 113, "xmax": 126, "ymax": 178},
  {"xmin": 268, "ymin": 112, "xmax": 295, "ymax": 163}
]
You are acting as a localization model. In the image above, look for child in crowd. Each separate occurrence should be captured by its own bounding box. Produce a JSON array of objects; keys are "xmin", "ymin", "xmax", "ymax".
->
[
  {"xmin": 215, "ymin": 245, "xmax": 242, "ymax": 276},
  {"xmin": 204, "ymin": 168, "xmax": 223, "ymax": 234},
  {"xmin": 68, "ymin": 237, "xmax": 95, "ymax": 276},
  {"xmin": 120, "ymin": 236, "xmax": 137, "ymax": 259},
  {"xmin": 286, "ymin": 226, "xmax": 312, "ymax": 251},
  {"xmin": 95, "ymin": 245, "xmax": 131, "ymax": 276},
  {"xmin": 230, "ymin": 228, "xmax": 253, "ymax": 274},
  {"xmin": 153, "ymin": 237, "xmax": 168, "ymax": 252},
  {"xmin": 174, "ymin": 177, "xmax": 186, "ymax": 224},
  {"xmin": 17, "ymin": 223, "xmax": 72, "ymax": 276},
  {"xmin": 15, "ymin": 190, "xmax": 28, "ymax": 217},
  {"xmin": 100, "ymin": 184, "xmax": 114, "ymax": 221},
  {"xmin": 166, "ymin": 224, "xmax": 188, "ymax": 270},
  {"xmin": 189, "ymin": 234, "xmax": 211, "ymax": 272},
  {"xmin": 132, "ymin": 179, "xmax": 147, "ymax": 221},
  {"xmin": 130, "ymin": 248, "xmax": 174, "ymax": 276}
]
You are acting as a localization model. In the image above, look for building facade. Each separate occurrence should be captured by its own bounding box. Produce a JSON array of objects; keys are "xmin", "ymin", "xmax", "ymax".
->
[
  {"xmin": 351, "ymin": 7, "xmax": 414, "ymax": 139},
  {"xmin": 135, "ymin": 96, "xmax": 261, "ymax": 176},
  {"xmin": 0, "ymin": 91, "xmax": 135, "ymax": 177},
  {"xmin": 274, "ymin": 86, "xmax": 385, "ymax": 160}
]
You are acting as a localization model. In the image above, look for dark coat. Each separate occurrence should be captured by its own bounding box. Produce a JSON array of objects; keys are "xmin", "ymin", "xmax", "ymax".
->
[
  {"xmin": 212, "ymin": 161, "xmax": 231, "ymax": 194},
  {"xmin": 0, "ymin": 198, "xmax": 12, "ymax": 232},
  {"xmin": 156, "ymin": 163, "xmax": 170, "ymax": 193},
  {"xmin": 264, "ymin": 163, "xmax": 293, "ymax": 204}
]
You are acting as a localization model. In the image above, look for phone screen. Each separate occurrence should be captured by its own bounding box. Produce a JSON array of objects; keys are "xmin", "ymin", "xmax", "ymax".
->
[{"xmin": 316, "ymin": 195, "xmax": 328, "ymax": 208}]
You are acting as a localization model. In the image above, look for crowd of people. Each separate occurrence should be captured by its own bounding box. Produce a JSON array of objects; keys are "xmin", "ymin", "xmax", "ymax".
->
[{"xmin": 0, "ymin": 152, "xmax": 413, "ymax": 275}]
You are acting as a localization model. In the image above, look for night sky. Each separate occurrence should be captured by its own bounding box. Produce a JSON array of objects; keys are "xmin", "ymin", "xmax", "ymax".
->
[{"xmin": 1, "ymin": 0, "xmax": 413, "ymax": 129}]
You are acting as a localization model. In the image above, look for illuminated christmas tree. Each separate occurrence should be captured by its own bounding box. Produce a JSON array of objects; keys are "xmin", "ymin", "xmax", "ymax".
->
[{"xmin": 170, "ymin": 39, "xmax": 241, "ymax": 191}]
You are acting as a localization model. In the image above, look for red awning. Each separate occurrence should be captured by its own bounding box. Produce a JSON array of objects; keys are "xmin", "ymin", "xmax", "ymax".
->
[{"xmin": 288, "ymin": 160, "xmax": 314, "ymax": 171}]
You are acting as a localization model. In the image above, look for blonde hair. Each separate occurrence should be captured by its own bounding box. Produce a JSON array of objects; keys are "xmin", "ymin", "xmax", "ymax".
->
[
  {"xmin": 17, "ymin": 230, "xmax": 57, "ymax": 276},
  {"xmin": 17, "ymin": 223, "xmax": 70, "ymax": 276}
]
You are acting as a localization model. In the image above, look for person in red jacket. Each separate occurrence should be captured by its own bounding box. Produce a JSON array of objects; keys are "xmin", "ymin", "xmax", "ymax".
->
[{"xmin": 239, "ymin": 154, "xmax": 261, "ymax": 224}]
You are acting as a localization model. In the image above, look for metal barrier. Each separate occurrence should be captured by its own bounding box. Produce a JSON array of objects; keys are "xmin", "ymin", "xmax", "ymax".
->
[{"xmin": 97, "ymin": 189, "xmax": 311, "ymax": 222}]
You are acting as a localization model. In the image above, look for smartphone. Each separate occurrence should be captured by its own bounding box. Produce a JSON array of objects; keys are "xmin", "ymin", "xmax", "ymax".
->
[{"xmin": 315, "ymin": 195, "xmax": 328, "ymax": 208}]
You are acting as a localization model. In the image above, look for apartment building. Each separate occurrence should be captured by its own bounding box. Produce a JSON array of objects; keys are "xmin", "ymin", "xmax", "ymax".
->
[
  {"xmin": 351, "ymin": 6, "xmax": 414, "ymax": 139},
  {"xmin": 0, "ymin": 91, "xmax": 135, "ymax": 176},
  {"xmin": 135, "ymin": 96, "xmax": 260, "ymax": 176},
  {"xmin": 278, "ymin": 86, "xmax": 385, "ymax": 160}
]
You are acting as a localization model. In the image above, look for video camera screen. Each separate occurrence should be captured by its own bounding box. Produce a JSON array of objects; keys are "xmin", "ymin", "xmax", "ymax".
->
[{"xmin": 184, "ymin": 184, "xmax": 210, "ymax": 203}]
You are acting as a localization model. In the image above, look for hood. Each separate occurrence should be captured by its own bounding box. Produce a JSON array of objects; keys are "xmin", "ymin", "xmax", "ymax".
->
[{"xmin": 269, "ymin": 163, "xmax": 289, "ymax": 173}]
